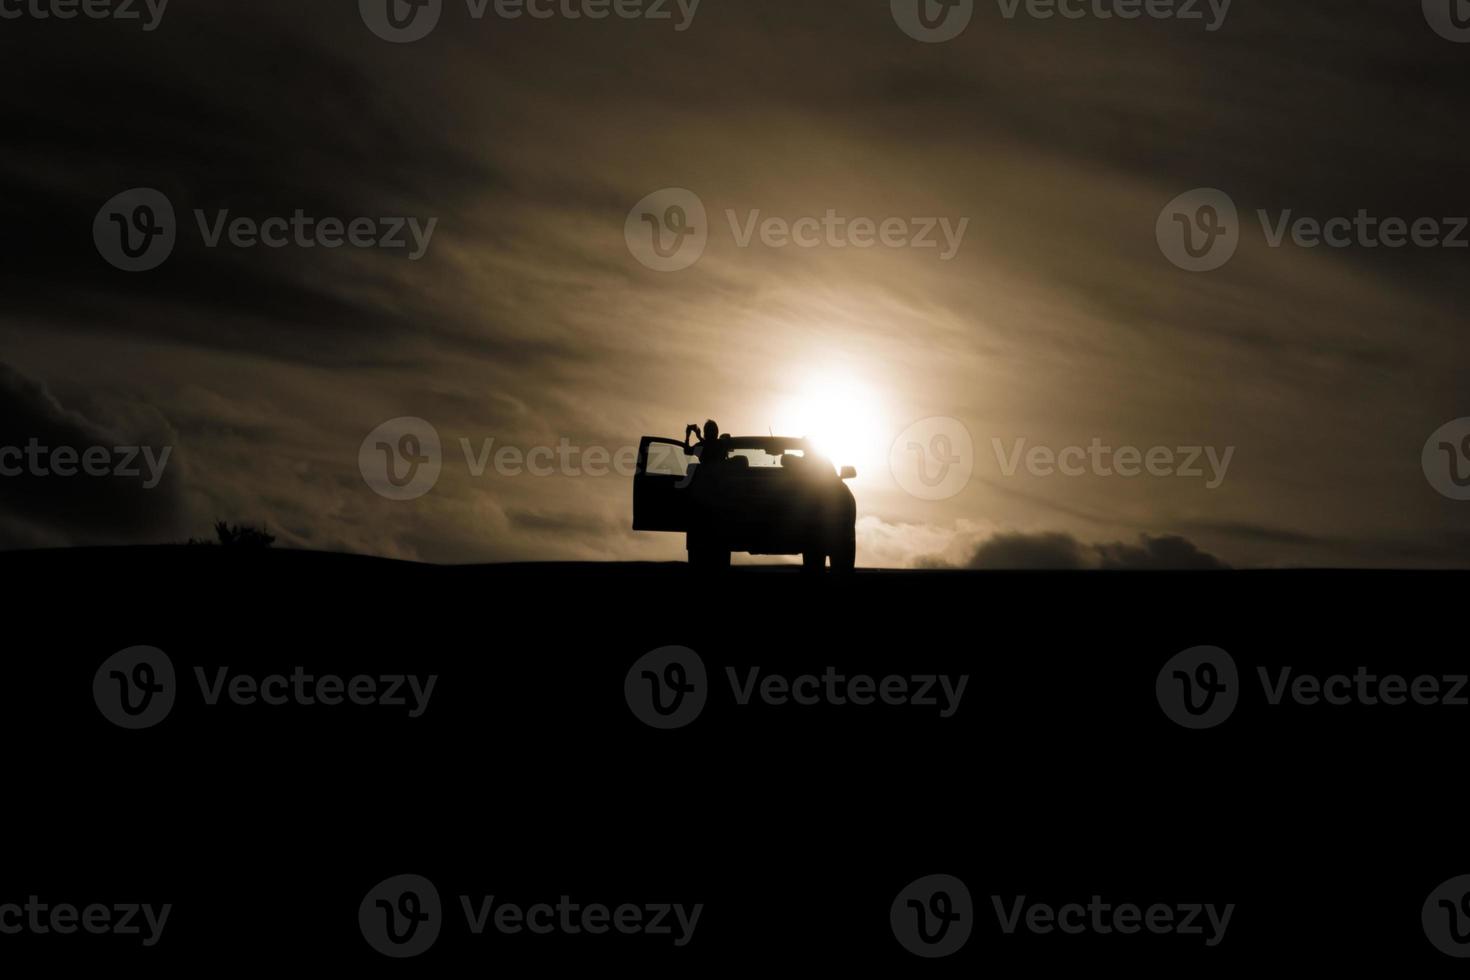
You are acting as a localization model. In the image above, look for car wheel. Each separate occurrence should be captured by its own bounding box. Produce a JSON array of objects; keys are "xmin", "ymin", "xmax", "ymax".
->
[
  {"xmin": 830, "ymin": 525, "xmax": 856, "ymax": 574},
  {"xmin": 802, "ymin": 548, "xmax": 825, "ymax": 573},
  {"xmin": 688, "ymin": 532, "xmax": 730, "ymax": 570}
]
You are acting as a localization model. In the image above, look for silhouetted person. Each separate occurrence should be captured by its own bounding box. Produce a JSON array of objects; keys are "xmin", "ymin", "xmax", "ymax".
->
[{"xmin": 685, "ymin": 419, "xmax": 728, "ymax": 466}]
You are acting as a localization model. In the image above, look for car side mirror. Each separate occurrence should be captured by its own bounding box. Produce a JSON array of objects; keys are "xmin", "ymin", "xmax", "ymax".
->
[{"xmin": 839, "ymin": 466, "xmax": 857, "ymax": 480}]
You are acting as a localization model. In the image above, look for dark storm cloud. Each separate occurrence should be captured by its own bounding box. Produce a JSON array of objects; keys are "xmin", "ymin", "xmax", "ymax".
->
[
  {"xmin": 0, "ymin": 10, "xmax": 625, "ymax": 377},
  {"xmin": 1093, "ymin": 533, "xmax": 1229, "ymax": 571},
  {"xmin": 942, "ymin": 531, "xmax": 1227, "ymax": 570},
  {"xmin": 0, "ymin": 15, "xmax": 517, "ymax": 366},
  {"xmin": 0, "ymin": 363, "xmax": 184, "ymax": 546}
]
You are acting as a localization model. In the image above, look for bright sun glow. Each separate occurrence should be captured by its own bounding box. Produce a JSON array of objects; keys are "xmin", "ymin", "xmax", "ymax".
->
[{"xmin": 773, "ymin": 373, "xmax": 884, "ymax": 472}]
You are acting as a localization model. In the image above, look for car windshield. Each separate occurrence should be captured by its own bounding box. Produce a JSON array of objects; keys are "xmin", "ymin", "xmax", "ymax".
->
[
  {"xmin": 728, "ymin": 447, "xmax": 803, "ymax": 468},
  {"xmin": 722, "ymin": 445, "xmax": 836, "ymax": 474}
]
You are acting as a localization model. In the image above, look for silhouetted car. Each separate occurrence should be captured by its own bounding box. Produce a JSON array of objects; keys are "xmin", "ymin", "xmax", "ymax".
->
[{"xmin": 634, "ymin": 434, "xmax": 857, "ymax": 571}]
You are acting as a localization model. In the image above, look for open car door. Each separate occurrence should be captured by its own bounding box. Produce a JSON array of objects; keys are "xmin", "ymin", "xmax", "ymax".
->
[{"xmin": 633, "ymin": 436, "xmax": 693, "ymax": 532}]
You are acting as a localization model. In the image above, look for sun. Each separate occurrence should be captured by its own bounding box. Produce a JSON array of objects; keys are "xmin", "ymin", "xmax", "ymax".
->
[{"xmin": 773, "ymin": 373, "xmax": 885, "ymax": 472}]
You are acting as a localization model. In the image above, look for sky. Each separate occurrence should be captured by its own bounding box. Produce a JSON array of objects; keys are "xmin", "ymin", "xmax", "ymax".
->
[{"xmin": 1, "ymin": 0, "xmax": 1467, "ymax": 567}]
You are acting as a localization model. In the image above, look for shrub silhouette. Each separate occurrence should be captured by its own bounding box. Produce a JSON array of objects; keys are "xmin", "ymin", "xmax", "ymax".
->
[{"xmin": 189, "ymin": 521, "xmax": 276, "ymax": 548}]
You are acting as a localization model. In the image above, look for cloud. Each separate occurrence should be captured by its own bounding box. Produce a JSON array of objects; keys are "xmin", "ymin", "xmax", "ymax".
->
[
  {"xmin": 938, "ymin": 530, "xmax": 1228, "ymax": 571},
  {"xmin": 1092, "ymin": 534, "xmax": 1230, "ymax": 571},
  {"xmin": 0, "ymin": 362, "xmax": 185, "ymax": 546},
  {"xmin": 855, "ymin": 515, "xmax": 995, "ymax": 569}
]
